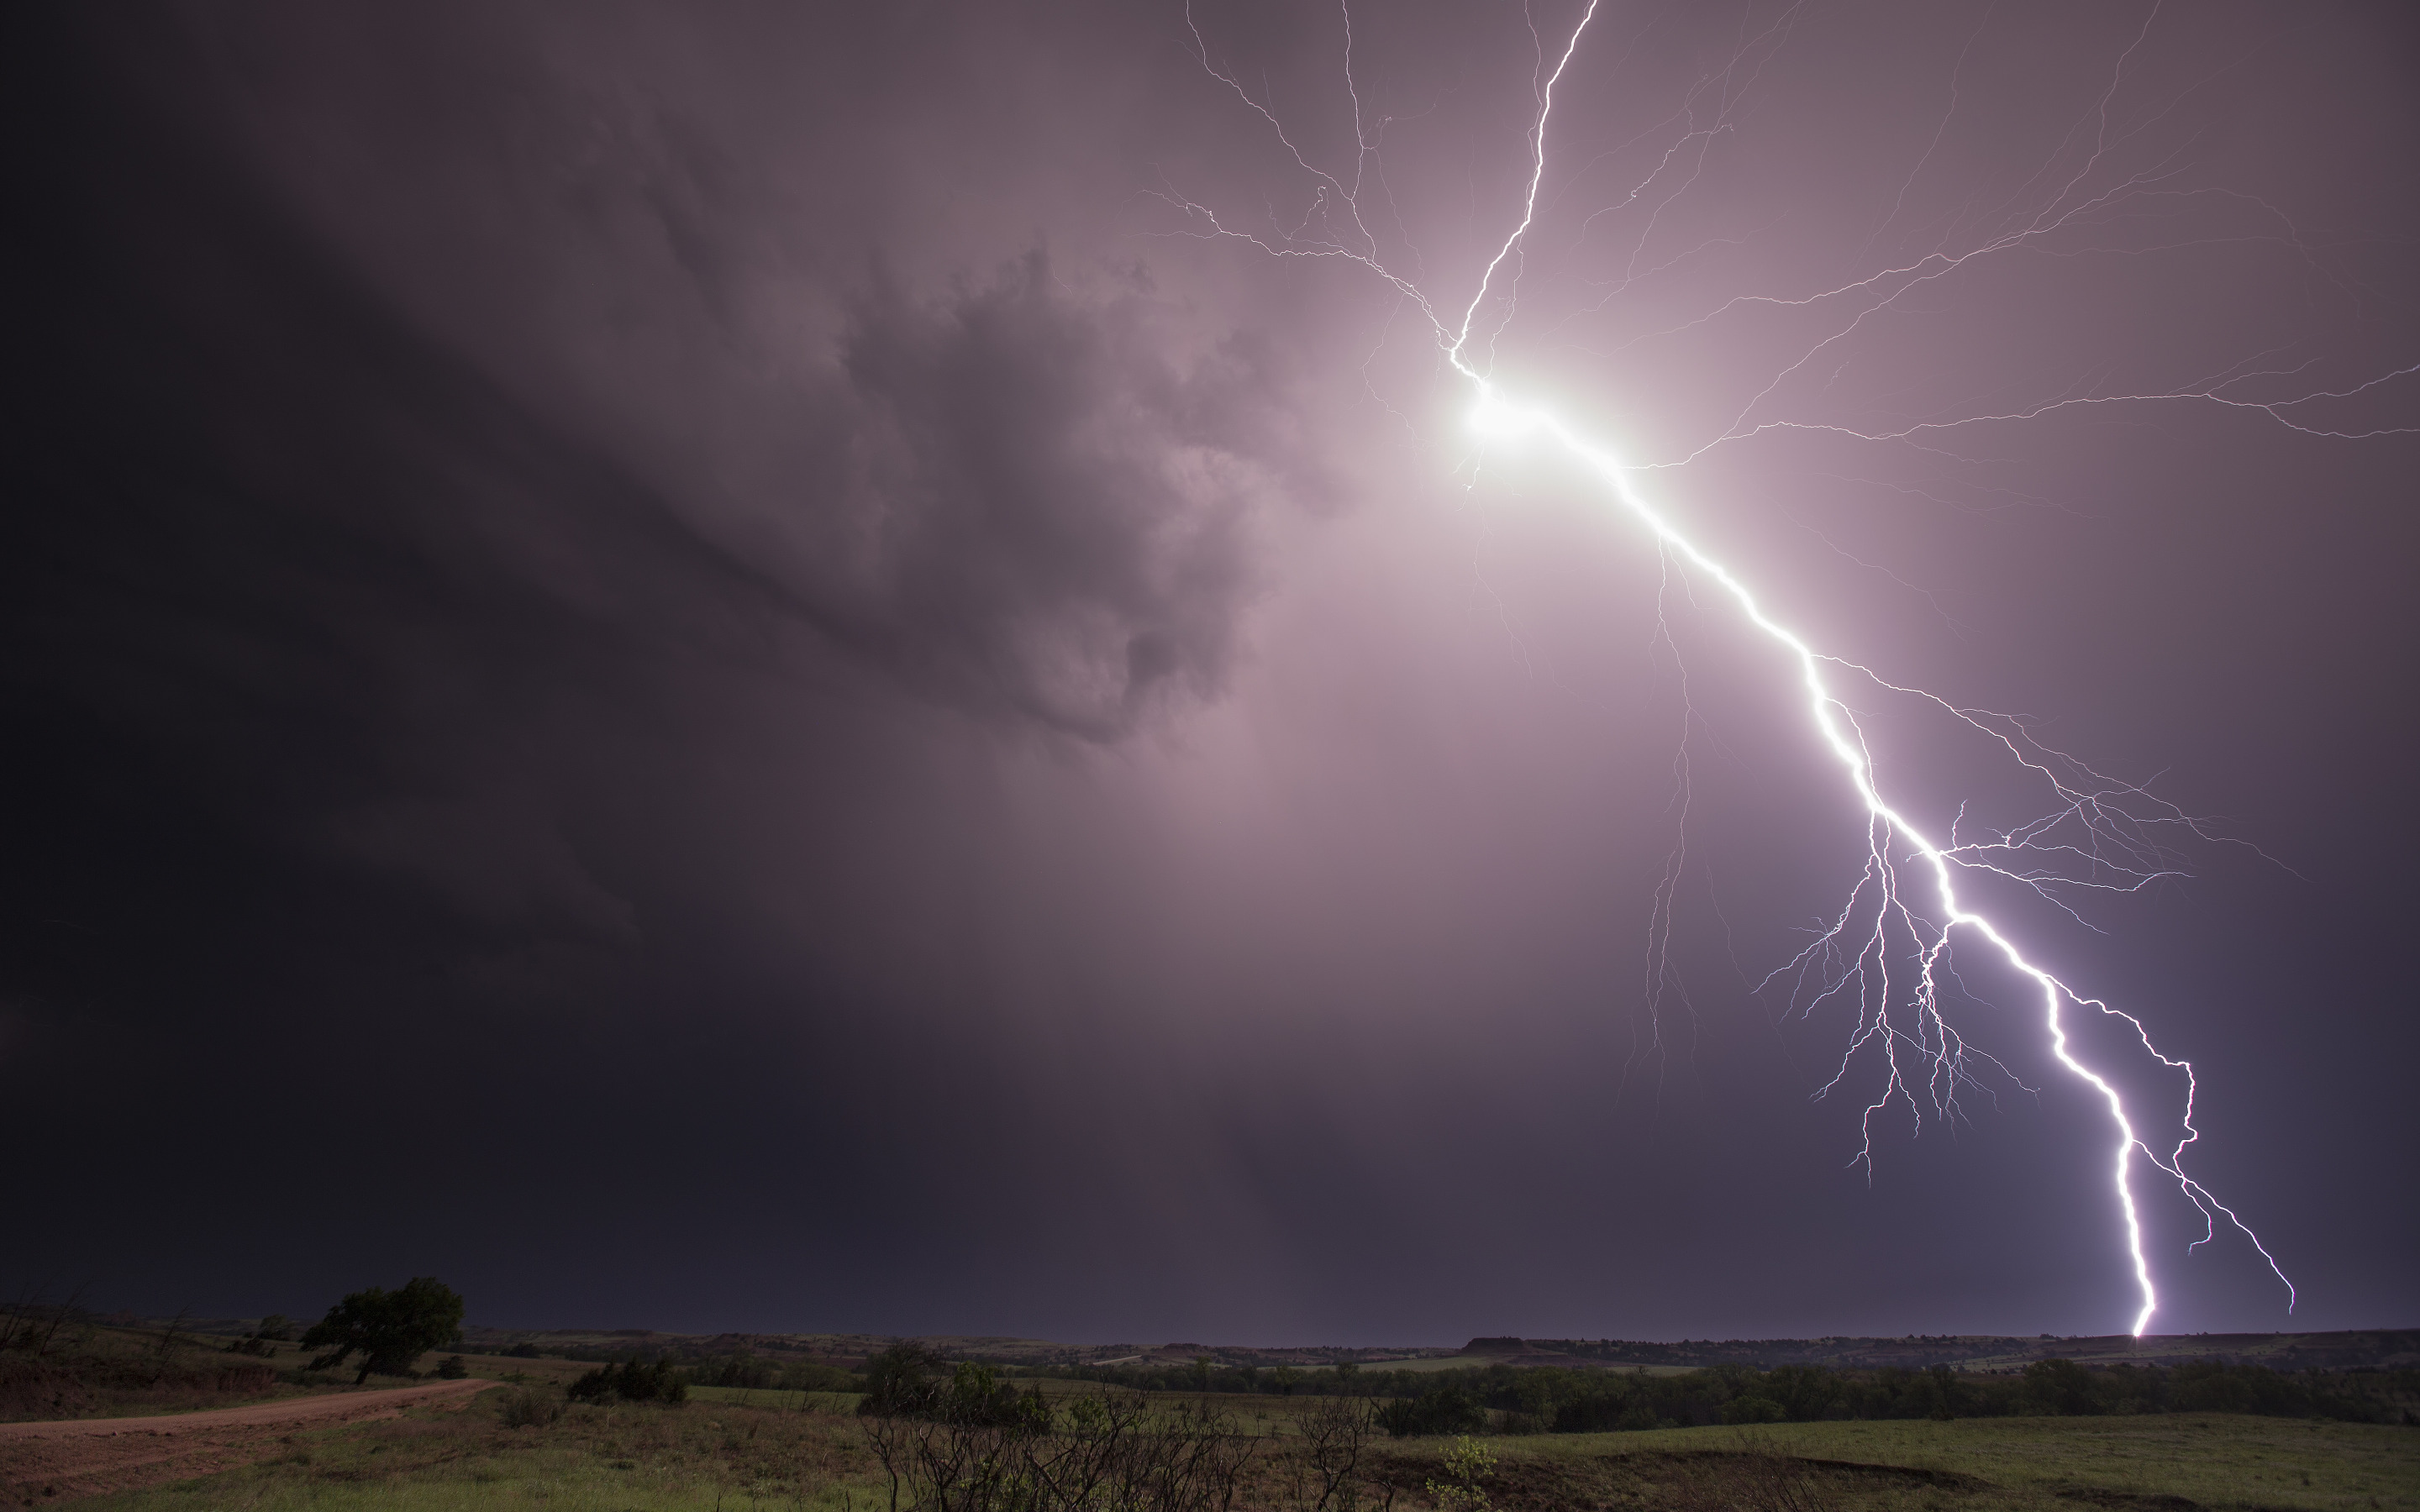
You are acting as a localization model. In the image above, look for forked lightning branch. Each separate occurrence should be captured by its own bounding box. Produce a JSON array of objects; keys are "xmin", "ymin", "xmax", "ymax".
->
[{"xmin": 1151, "ymin": 0, "xmax": 2402, "ymax": 1334}]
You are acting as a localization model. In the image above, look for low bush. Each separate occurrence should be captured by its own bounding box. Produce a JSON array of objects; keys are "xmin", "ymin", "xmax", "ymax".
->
[
  {"xmin": 496, "ymin": 1387, "xmax": 561, "ymax": 1428},
  {"xmin": 858, "ymin": 1354, "xmax": 1049, "ymax": 1435},
  {"xmin": 566, "ymin": 1358, "xmax": 687, "ymax": 1405}
]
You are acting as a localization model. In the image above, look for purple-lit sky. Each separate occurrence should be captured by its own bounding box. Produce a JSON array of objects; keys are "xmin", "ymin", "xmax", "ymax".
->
[{"xmin": 5, "ymin": 2, "xmax": 2416, "ymax": 1344}]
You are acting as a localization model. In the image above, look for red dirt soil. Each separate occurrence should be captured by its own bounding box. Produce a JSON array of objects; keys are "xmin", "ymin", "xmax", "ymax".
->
[{"xmin": 0, "ymin": 1378, "xmax": 492, "ymax": 1504}]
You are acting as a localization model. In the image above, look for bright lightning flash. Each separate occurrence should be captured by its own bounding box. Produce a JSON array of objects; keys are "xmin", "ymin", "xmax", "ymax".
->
[{"xmin": 1163, "ymin": 0, "xmax": 2360, "ymax": 1334}]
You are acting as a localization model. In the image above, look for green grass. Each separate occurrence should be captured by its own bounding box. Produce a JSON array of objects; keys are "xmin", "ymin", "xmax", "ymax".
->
[{"xmin": 1502, "ymin": 1415, "xmax": 2420, "ymax": 1512}]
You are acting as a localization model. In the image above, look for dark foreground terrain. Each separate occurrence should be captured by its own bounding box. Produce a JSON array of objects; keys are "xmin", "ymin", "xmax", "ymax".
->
[
  {"xmin": 6, "ymin": 1382, "xmax": 2414, "ymax": 1512},
  {"xmin": 4, "ymin": 1320, "xmax": 2414, "ymax": 1509}
]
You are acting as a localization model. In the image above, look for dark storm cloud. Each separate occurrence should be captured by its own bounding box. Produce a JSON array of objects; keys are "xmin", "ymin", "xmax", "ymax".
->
[
  {"xmin": 3, "ymin": 0, "xmax": 2415, "ymax": 1345},
  {"xmin": 819, "ymin": 255, "xmax": 1276, "ymax": 736},
  {"xmin": 0, "ymin": 2, "xmax": 1355, "ymax": 1331},
  {"xmin": 138, "ymin": 3, "xmax": 1325, "ymax": 748},
  {"xmin": 0, "ymin": 3, "xmax": 1311, "ymax": 948}
]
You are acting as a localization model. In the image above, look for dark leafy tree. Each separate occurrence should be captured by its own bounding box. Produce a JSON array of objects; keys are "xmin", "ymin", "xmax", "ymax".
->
[
  {"xmin": 302, "ymin": 1277, "xmax": 466, "ymax": 1384},
  {"xmin": 1760, "ymin": 1364, "xmax": 1842, "ymax": 1422},
  {"xmin": 2021, "ymin": 1358, "xmax": 2100, "ymax": 1416},
  {"xmin": 858, "ymin": 1342, "xmax": 950, "ymax": 1418},
  {"xmin": 1719, "ymin": 1393, "xmax": 1786, "ymax": 1424},
  {"xmin": 566, "ymin": 1366, "xmax": 611, "ymax": 1404},
  {"xmin": 629, "ymin": 1358, "xmax": 687, "ymax": 1403},
  {"xmin": 1374, "ymin": 1385, "xmax": 1487, "ymax": 1438}
]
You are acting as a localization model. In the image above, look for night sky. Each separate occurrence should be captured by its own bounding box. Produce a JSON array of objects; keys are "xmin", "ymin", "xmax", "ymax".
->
[{"xmin": 5, "ymin": 2, "xmax": 2415, "ymax": 1345}]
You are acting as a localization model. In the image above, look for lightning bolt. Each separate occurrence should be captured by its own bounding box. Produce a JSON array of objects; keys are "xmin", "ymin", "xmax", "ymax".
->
[{"xmin": 1152, "ymin": 0, "xmax": 2397, "ymax": 1334}]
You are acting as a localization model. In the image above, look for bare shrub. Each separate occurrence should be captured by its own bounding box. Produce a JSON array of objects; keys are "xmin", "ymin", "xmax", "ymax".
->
[
  {"xmin": 1296, "ymin": 1395, "xmax": 1392, "ymax": 1512},
  {"xmin": 862, "ymin": 1387, "xmax": 1260, "ymax": 1512},
  {"xmin": 2, "ymin": 1283, "xmax": 92, "ymax": 1362}
]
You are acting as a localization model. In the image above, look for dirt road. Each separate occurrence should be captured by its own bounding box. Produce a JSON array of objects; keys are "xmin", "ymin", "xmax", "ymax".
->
[{"xmin": 0, "ymin": 1378, "xmax": 492, "ymax": 1503}]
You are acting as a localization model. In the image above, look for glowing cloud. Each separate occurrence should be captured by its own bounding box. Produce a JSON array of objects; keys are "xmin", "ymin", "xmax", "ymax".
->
[{"xmin": 1155, "ymin": 0, "xmax": 2397, "ymax": 1333}]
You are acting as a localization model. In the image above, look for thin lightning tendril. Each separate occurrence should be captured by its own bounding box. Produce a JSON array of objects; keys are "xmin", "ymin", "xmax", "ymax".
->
[{"xmin": 1165, "ymin": 0, "xmax": 2361, "ymax": 1334}]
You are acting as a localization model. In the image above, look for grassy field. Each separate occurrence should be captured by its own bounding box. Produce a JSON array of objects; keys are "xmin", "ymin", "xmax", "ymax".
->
[
  {"xmin": 43, "ymin": 1382, "xmax": 2419, "ymax": 1512},
  {"xmin": 1514, "ymin": 1416, "xmax": 2419, "ymax": 1512},
  {"xmin": 0, "ymin": 1327, "xmax": 314, "ymax": 1422},
  {"xmin": 63, "ymin": 1386, "xmax": 877, "ymax": 1512},
  {"xmin": 3, "ymin": 1318, "xmax": 624, "ymax": 1425},
  {"xmin": 174, "ymin": 1333, "xmax": 600, "ymax": 1394}
]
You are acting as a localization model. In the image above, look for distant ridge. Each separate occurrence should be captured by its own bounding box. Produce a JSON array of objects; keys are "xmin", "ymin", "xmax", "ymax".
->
[
  {"xmin": 103, "ymin": 1317, "xmax": 2417, "ymax": 1375},
  {"xmin": 279, "ymin": 1324, "xmax": 2417, "ymax": 1375},
  {"xmin": 1452, "ymin": 1330, "xmax": 2420, "ymax": 1374}
]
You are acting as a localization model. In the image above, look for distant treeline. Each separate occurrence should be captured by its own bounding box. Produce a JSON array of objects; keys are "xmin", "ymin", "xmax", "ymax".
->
[
  {"xmin": 686, "ymin": 1355, "xmax": 861, "ymax": 1394},
  {"xmin": 1041, "ymin": 1358, "xmax": 2420, "ymax": 1430},
  {"xmin": 513, "ymin": 1344, "xmax": 2420, "ymax": 1431},
  {"xmin": 531, "ymin": 1347, "xmax": 861, "ymax": 1394},
  {"xmin": 505, "ymin": 1341, "xmax": 858, "ymax": 1394},
  {"xmin": 1509, "ymin": 1332, "xmax": 2420, "ymax": 1373}
]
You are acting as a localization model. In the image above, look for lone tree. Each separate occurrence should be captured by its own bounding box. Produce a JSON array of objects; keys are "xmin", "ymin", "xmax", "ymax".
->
[{"xmin": 302, "ymin": 1277, "xmax": 465, "ymax": 1384}]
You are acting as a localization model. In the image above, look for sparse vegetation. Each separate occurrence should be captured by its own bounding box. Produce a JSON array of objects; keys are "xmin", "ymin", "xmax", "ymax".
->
[
  {"xmin": 495, "ymin": 1385, "xmax": 563, "ymax": 1428},
  {"xmin": 1, "ymin": 1321, "xmax": 284, "ymax": 1422},
  {"xmin": 860, "ymin": 1369, "xmax": 1262, "ymax": 1512},
  {"xmin": 1292, "ymin": 1395, "xmax": 1386, "ymax": 1511},
  {"xmin": 7, "ymin": 1317, "xmax": 2417, "ymax": 1512},
  {"xmin": 1424, "ymin": 1436, "xmax": 1495, "ymax": 1512},
  {"xmin": 1376, "ymin": 1388, "xmax": 1489, "ymax": 1440},
  {"xmin": 21, "ymin": 1387, "xmax": 2418, "ymax": 1512}
]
